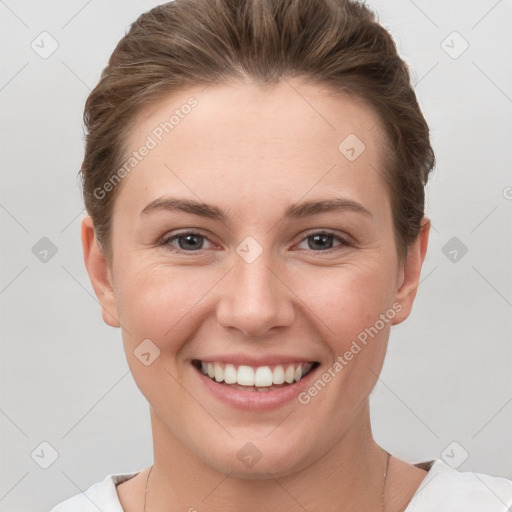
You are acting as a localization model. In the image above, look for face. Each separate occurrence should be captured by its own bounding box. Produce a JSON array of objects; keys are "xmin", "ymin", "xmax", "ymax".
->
[{"xmin": 82, "ymin": 78, "xmax": 428, "ymax": 479}]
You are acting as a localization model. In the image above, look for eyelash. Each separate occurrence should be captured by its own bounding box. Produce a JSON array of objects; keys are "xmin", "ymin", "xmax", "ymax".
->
[{"xmin": 160, "ymin": 230, "xmax": 352, "ymax": 255}]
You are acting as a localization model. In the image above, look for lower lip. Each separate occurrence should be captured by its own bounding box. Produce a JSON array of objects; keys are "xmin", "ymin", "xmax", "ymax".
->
[{"xmin": 194, "ymin": 364, "xmax": 319, "ymax": 411}]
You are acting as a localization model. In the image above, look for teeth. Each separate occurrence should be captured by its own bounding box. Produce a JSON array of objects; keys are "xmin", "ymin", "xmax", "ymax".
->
[
  {"xmin": 214, "ymin": 363, "xmax": 223, "ymax": 382},
  {"xmin": 254, "ymin": 366, "xmax": 273, "ymax": 387},
  {"xmin": 273, "ymin": 365, "xmax": 285, "ymax": 384},
  {"xmin": 199, "ymin": 361, "xmax": 314, "ymax": 388},
  {"xmin": 284, "ymin": 365, "xmax": 295, "ymax": 384},
  {"xmin": 224, "ymin": 364, "xmax": 237, "ymax": 384},
  {"xmin": 237, "ymin": 365, "xmax": 254, "ymax": 386}
]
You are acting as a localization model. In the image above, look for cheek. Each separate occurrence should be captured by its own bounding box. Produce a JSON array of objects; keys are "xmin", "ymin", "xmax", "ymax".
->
[
  {"xmin": 115, "ymin": 262, "xmax": 216, "ymax": 345},
  {"xmin": 300, "ymin": 262, "xmax": 396, "ymax": 348},
  {"xmin": 114, "ymin": 247, "xmax": 398, "ymax": 355},
  {"xmin": 115, "ymin": 263, "xmax": 213, "ymax": 405}
]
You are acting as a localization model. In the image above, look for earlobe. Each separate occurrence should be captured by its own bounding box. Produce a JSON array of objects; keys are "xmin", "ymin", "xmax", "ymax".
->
[
  {"xmin": 391, "ymin": 217, "xmax": 430, "ymax": 326},
  {"xmin": 80, "ymin": 215, "xmax": 121, "ymax": 328}
]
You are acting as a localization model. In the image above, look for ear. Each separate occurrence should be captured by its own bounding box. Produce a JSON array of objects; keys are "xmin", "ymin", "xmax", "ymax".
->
[
  {"xmin": 391, "ymin": 217, "xmax": 430, "ymax": 325},
  {"xmin": 81, "ymin": 215, "xmax": 120, "ymax": 328}
]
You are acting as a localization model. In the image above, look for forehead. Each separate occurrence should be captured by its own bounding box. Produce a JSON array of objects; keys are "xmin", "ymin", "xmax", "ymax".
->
[
  {"xmin": 127, "ymin": 78, "xmax": 386, "ymax": 153},
  {"xmin": 115, "ymin": 79, "xmax": 390, "ymax": 219}
]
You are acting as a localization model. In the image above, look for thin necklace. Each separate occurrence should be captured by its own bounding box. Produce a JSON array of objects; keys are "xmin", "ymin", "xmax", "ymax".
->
[
  {"xmin": 381, "ymin": 450, "xmax": 391, "ymax": 510},
  {"xmin": 144, "ymin": 464, "xmax": 153, "ymax": 512},
  {"xmin": 143, "ymin": 451, "xmax": 391, "ymax": 511}
]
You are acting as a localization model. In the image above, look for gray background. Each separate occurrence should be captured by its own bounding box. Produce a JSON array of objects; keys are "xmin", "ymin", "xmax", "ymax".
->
[{"xmin": 1, "ymin": 0, "xmax": 511, "ymax": 510}]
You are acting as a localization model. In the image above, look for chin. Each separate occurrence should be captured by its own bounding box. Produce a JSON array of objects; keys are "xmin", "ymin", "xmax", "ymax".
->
[{"xmin": 196, "ymin": 435, "xmax": 317, "ymax": 480}]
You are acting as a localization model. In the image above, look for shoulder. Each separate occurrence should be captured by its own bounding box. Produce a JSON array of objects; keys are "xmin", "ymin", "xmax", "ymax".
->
[
  {"xmin": 406, "ymin": 459, "xmax": 512, "ymax": 511},
  {"xmin": 48, "ymin": 471, "xmax": 140, "ymax": 512}
]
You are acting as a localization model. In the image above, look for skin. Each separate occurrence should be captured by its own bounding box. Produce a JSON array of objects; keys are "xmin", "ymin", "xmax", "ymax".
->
[{"xmin": 81, "ymin": 78, "xmax": 430, "ymax": 511}]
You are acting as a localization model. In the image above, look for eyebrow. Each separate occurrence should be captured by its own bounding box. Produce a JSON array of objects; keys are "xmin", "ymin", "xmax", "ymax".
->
[{"xmin": 140, "ymin": 196, "xmax": 372, "ymax": 221}]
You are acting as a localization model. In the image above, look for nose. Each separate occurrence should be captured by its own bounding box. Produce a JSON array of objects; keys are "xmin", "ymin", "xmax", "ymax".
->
[{"xmin": 215, "ymin": 250, "xmax": 296, "ymax": 338}]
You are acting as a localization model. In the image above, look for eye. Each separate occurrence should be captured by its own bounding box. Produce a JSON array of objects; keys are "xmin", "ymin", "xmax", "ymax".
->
[
  {"xmin": 161, "ymin": 231, "xmax": 213, "ymax": 253},
  {"xmin": 296, "ymin": 231, "xmax": 350, "ymax": 252},
  {"xmin": 160, "ymin": 230, "xmax": 351, "ymax": 255}
]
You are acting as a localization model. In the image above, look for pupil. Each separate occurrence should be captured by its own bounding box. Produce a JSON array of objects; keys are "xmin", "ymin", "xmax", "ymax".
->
[
  {"xmin": 310, "ymin": 233, "xmax": 332, "ymax": 250},
  {"xmin": 181, "ymin": 234, "xmax": 202, "ymax": 250}
]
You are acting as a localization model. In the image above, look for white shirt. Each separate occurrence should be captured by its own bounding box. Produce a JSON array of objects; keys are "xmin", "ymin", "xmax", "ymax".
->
[{"xmin": 49, "ymin": 459, "xmax": 512, "ymax": 511}]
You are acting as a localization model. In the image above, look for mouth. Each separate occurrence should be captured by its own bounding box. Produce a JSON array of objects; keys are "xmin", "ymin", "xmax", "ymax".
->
[{"xmin": 192, "ymin": 359, "xmax": 320, "ymax": 392}]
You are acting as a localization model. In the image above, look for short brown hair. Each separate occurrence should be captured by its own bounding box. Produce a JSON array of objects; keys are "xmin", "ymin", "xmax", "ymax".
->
[{"xmin": 81, "ymin": 0, "xmax": 435, "ymax": 263}]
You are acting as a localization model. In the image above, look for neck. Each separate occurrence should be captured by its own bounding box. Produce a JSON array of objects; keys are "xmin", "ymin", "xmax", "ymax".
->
[{"xmin": 147, "ymin": 401, "xmax": 389, "ymax": 512}]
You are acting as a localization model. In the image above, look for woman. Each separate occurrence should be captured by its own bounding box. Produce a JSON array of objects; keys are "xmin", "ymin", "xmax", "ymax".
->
[{"xmin": 50, "ymin": 0, "xmax": 512, "ymax": 510}]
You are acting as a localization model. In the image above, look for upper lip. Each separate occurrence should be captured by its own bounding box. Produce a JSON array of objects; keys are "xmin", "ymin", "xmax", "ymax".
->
[{"xmin": 192, "ymin": 355, "xmax": 319, "ymax": 367}]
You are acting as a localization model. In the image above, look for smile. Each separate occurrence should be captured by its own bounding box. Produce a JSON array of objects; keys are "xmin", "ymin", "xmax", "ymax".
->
[{"xmin": 192, "ymin": 360, "xmax": 319, "ymax": 392}]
